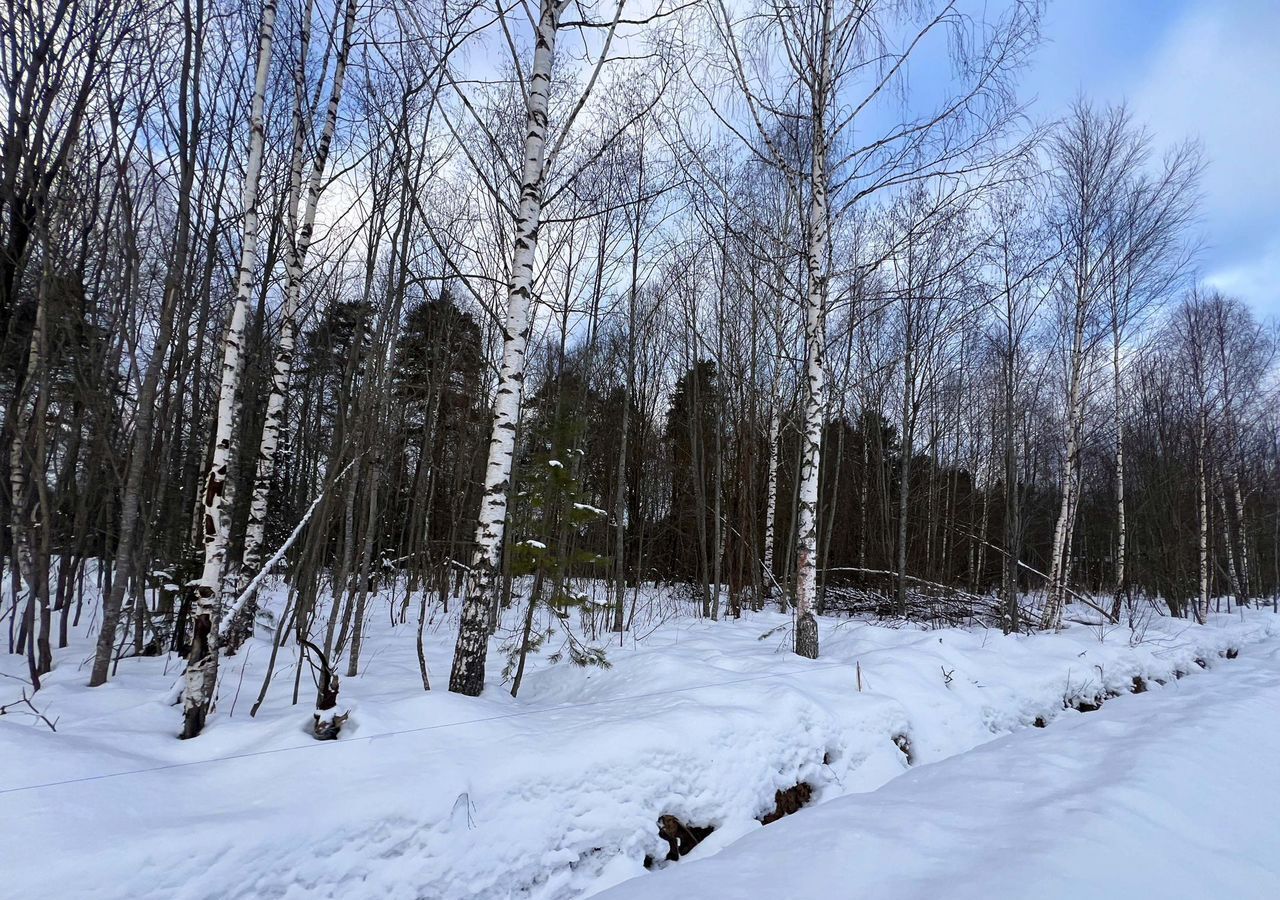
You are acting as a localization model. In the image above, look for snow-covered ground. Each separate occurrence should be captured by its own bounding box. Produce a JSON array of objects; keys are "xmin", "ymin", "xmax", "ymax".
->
[
  {"xmin": 2, "ymin": 581, "xmax": 1277, "ymax": 899},
  {"xmin": 601, "ymin": 635, "xmax": 1280, "ymax": 900}
]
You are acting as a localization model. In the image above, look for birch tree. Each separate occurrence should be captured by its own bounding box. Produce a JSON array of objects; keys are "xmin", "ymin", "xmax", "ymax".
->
[
  {"xmin": 984, "ymin": 179, "xmax": 1052, "ymax": 632},
  {"xmin": 448, "ymin": 0, "xmax": 675, "ymax": 695},
  {"xmin": 3, "ymin": 0, "xmax": 135, "ymax": 686},
  {"xmin": 1102, "ymin": 138, "xmax": 1200, "ymax": 618},
  {"xmin": 1172, "ymin": 292, "xmax": 1215, "ymax": 623},
  {"xmin": 1205, "ymin": 294, "xmax": 1272, "ymax": 607},
  {"xmin": 227, "ymin": 0, "xmax": 357, "ymax": 652},
  {"xmin": 884, "ymin": 187, "xmax": 982, "ymax": 617},
  {"xmin": 89, "ymin": 0, "xmax": 208, "ymax": 685},
  {"xmin": 181, "ymin": 0, "xmax": 277, "ymax": 739},
  {"xmin": 1040, "ymin": 101, "xmax": 1187, "ymax": 628},
  {"xmin": 706, "ymin": 0, "xmax": 1039, "ymax": 656}
]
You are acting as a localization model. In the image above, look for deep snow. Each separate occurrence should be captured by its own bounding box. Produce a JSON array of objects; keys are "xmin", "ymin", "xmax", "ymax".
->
[
  {"xmin": 601, "ymin": 636, "xmax": 1280, "ymax": 900},
  {"xmin": 2, "ymin": 580, "xmax": 1277, "ymax": 899}
]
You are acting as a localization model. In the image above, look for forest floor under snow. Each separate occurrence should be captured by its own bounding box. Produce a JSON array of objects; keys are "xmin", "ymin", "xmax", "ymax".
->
[
  {"xmin": 601, "ymin": 625, "xmax": 1280, "ymax": 900},
  {"xmin": 2, "ymin": 583, "xmax": 1278, "ymax": 899}
]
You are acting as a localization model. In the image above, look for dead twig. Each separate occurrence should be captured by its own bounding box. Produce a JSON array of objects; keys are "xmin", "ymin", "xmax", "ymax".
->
[{"xmin": 0, "ymin": 689, "xmax": 58, "ymax": 731}]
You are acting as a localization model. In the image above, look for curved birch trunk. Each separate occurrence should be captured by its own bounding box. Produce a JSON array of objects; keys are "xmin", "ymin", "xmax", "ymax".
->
[
  {"xmin": 448, "ymin": 0, "xmax": 562, "ymax": 695},
  {"xmin": 181, "ymin": 0, "xmax": 276, "ymax": 739}
]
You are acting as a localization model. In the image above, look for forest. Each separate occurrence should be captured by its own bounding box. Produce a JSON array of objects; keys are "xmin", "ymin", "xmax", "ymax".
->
[
  {"xmin": 3, "ymin": 0, "xmax": 1277, "ymax": 737},
  {"xmin": 8, "ymin": 1, "xmax": 1280, "ymax": 897}
]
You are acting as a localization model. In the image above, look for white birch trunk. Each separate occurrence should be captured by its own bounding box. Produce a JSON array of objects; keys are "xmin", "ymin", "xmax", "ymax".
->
[
  {"xmin": 762, "ymin": 254, "xmax": 789, "ymax": 609},
  {"xmin": 9, "ymin": 278, "xmax": 51, "ymax": 684},
  {"xmin": 793, "ymin": 0, "xmax": 833, "ymax": 659},
  {"xmin": 1111, "ymin": 329, "xmax": 1127, "ymax": 619},
  {"xmin": 896, "ymin": 338, "xmax": 914, "ymax": 617},
  {"xmin": 449, "ymin": 0, "xmax": 562, "ymax": 695},
  {"xmin": 762, "ymin": 400, "xmax": 781, "ymax": 604},
  {"xmin": 1217, "ymin": 486, "xmax": 1241, "ymax": 607},
  {"xmin": 974, "ymin": 454, "xmax": 991, "ymax": 592},
  {"xmin": 611, "ymin": 384, "xmax": 630, "ymax": 631},
  {"xmin": 1196, "ymin": 412, "xmax": 1209, "ymax": 623},
  {"xmin": 230, "ymin": 0, "xmax": 354, "ymax": 650},
  {"xmin": 1232, "ymin": 472, "xmax": 1250, "ymax": 603},
  {"xmin": 1042, "ymin": 311, "xmax": 1087, "ymax": 630},
  {"xmin": 181, "ymin": 0, "xmax": 276, "ymax": 738}
]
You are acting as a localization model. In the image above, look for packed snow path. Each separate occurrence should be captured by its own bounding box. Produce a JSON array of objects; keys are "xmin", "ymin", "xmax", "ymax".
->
[{"xmin": 602, "ymin": 642, "xmax": 1280, "ymax": 900}]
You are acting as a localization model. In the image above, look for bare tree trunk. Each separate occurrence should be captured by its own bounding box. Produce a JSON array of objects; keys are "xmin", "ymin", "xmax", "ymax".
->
[
  {"xmin": 231, "ymin": 0, "xmax": 355, "ymax": 651},
  {"xmin": 1232, "ymin": 473, "xmax": 1251, "ymax": 603},
  {"xmin": 896, "ymin": 347, "xmax": 914, "ymax": 617},
  {"xmin": 611, "ymin": 373, "xmax": 630, "ymax": 632},
  {"xmin": 711, "ymin": 370, "xmax": 724, "ymax": 622},
  {"xmin": 91, "ymin": 0, "xmax": 204, "ymax": 684},
  {"xmin": 9, "ymin": 266, "xmax": 52, "ymax": 686},
  {"xmin": 763, "ymin": 401, "xmax": 782, "ymax": 604},
  {"xmin": 858, "ymin": 419, "xmax": 869, "ymax": 573},
  {"xmin": 974, "ymin": 454, "xmax": 991, "ymax": 593},
  {"xmin": 449, "ymin": 0, "xmax": 561, "ymax": 695},
  {"xmin": 793, "ymin": 0, "xmax": 833, "ymax": 660},
  {"xmin": 1196, "ymin": 412, "xmax": 1209, "ymax": 623},
  {"xmin": 1110, "ymin": 328, "xmax": 1127, "ymax": 620},
  {"xmin": 181, "ymin": 0, "xmax": 276, "ymax": 739},
  {"xmin": 1217, "ymin": 482, "xmax": 1242, "ymax": 607},
  {"xmin": 1003, "ymin": 368, "xmax": 1020, "ymax": 632},
  {"xmin": 1042, "ymin": 308, "xmax": 1086, "ymax": 630}
]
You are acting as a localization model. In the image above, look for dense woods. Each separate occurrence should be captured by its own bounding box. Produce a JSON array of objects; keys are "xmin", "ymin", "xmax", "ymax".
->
[{"xmin": 4, "ymin": 0, "xmax": 1277, "ymax": 735}]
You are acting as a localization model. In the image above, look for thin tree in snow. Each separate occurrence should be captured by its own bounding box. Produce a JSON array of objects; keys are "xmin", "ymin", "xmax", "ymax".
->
[
  {"xmin": 448, "ymin": 0, "xmax": 674, "ymax": 695},
  {"xmin": 182, "ymin": 0, "xmax": 277, "ymax": 739},
  {"xmin": 706, "ymin": 0, "xmax": 1039, "ymax": 656},
  {"xmin": 228, "ymin": 0, "xmax": 358, "ymax": 652}
]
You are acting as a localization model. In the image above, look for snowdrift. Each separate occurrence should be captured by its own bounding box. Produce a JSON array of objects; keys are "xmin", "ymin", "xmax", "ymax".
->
[{"xmin": 2, "ymin": 587, "xmax": 1277, "ymax": 899}]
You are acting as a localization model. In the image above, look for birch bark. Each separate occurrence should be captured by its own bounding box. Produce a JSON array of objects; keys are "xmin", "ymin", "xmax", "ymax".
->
[
  {"xmin": 1042, "ymin": 302, "xmax": 1087, "ymax": 630},
  {"xmin": 181, "ymin": 0, "xmax": 276, "ymax": 739},
  {"xmin": 1217, "ymin": 484, "xmax": 1242, "ymax": 606},
  {"xmin": 1110, "ymin": 324, "xmax": 1128, "ymax": 619},
  {"xmin": 1196, "ymin": 412, "xmax": 1209, "ymax": 623},
  {"xmin": 1232, "ymin": 473, "xmax": 1250, "ymax": 603},
  {"xmin": 611, "ymin": 227, "xmax": 640, "ymax": 633},
  {"xmin": 9, "ymin": 271, "xmax": 51, "ymax": 686},
  {"xmin": 793, "ymin": 0, "xmax": 834, "ymax": 659},
  {"xmin": 230, "ymin": 0, "xmax": 354, "ymax": 650},
  {"xmin": 762, "ymin": 401, "xmax": 782, "ymax": 603},
  {"xmin": 762, "ymin": 203, "xmax": 793, "ymax": 610},
  {"xmin": 449, "ymin": 0, "xmax": 563, "ymax": 695}
]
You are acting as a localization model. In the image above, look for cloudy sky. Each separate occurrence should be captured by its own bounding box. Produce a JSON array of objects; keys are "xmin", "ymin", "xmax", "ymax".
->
[{"xmin": 1021, "ymin": 0, "xmax": 1280, "ymax": 315}]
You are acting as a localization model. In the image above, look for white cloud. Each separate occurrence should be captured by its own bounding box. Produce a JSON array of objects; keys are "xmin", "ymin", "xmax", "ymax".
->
[
  {"xmin": 1130, "ymin": 0, "xmax": 1280, "ymax": 311},
  {"xmin": 1203, "ymin": 236, "xmax": 1280, "ymax": 317}
]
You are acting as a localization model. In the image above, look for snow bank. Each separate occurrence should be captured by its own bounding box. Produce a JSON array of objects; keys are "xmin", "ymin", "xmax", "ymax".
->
[
  {"xmin": 2, "ymin": 588, "xmax": 1276, "ymax": 900},
  {"xmin": 600, "ymin": 637, "xmax": 1280, "ymax": 900}
]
